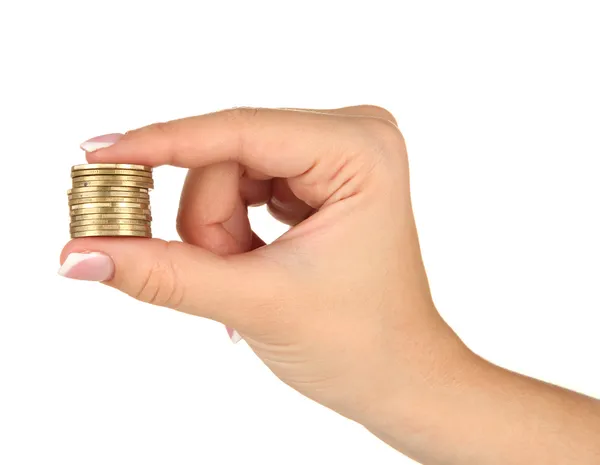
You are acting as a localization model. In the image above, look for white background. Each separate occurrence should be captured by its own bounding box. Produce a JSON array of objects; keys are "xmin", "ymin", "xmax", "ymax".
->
[{"xmin": 0, "ymin": 1, "xmax": 598, "ymax": 464}]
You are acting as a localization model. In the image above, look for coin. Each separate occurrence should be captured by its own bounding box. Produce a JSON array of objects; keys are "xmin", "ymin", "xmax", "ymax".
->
[
  {"xmin": 71, "ymin": 169, "xmax": 153, "ymax": 178},
  {"xmin": 70, "ymin": 174, "xmax": 154, "ymax": 183},
  {"xmin": 70, "ymin": 213, "xmax": 152, "ymax": 221},
  {"xmin": 70, "ymin": 224, "xmax": 151, "ymax": 232},
  {"xmin": 70, "ymin": 230, "xmax": 152, "ymax": 238},
  {"xmin": 70, "ymin": 218, "xmax": 150, "ymax": 227},
  {"xmin": 68, "ymin": 193, "xmax": 150, "ymax": 202},
  {"xmin": 69, "ymin": 196, "xmax": 150, "ymax": 206},
  {"xmin": 71, "ymin": 202, "xmax": 150, "ymax": 210},
  {"xmin": 70, "ymin": 227, "xmax": 151, "ymax": 234},
  {"xmin": 68, "ymin": 163, "xmax": 154, "ymax": 239},
  {"xmin": 69, "ymin": 207, "xmax": 152, "ymax": 215},
  {"xmin": 72, "ymin": 180, "xmax": 154, "ymax": 189},
  {"xmin": 72, "ymin": 163, "xmax": 152, "ymax": 172},
  {"xmin": 67, "ymin": 192, "xmax": 150, "ymax": 203},
  {"xmin": 68, "ymin": 186, "xmax": 149, "ymax": 194}
]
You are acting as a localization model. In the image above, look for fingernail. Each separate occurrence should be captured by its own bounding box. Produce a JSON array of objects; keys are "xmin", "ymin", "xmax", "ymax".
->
[
  {"xmin": 226, "ymin": 326, "xmax": 243, "ymax": 344},
  {"xmin": 80, "ymin": 133, "xmax": 123, "ymax": 152},
  {"xmin": 58, "ymin": 252, "xmax": 114, "ymax": 282}
]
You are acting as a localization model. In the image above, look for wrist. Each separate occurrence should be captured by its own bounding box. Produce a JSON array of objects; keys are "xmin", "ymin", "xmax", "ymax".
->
[
  {"xmin": 358, "ymin": 323, "xmax": 484, "ymax": 461},
  {"xmin": 361, "ymin": 331, "xmax": 600, "ymax": 464}
]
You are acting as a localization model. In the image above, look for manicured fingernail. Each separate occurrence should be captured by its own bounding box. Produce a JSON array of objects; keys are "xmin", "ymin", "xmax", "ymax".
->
[
  {"xmin": 80, "ymin": 133, "xmax": 123, "ymax": 152},
  {"xmin": 58, "ymin": 252, "xmax": 114, "ymax": 282},
  {"xmin": 226, "ymin": 326, "xmax": 243, "ymax": 344}
]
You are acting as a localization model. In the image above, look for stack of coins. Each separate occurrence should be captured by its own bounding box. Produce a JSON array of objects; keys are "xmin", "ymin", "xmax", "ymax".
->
[{"xmin": 68, "ymin": 164, "xmax": 154, "ymax": 238}]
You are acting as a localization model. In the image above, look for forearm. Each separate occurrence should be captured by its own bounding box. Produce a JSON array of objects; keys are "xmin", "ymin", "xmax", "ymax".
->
[{"xmin": 365, "ymin": 348, "xmax": 600, "ymax": 464}]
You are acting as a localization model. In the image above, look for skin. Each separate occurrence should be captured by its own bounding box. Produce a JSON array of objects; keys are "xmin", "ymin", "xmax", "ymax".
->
[{"xmin": 60, "ymin": 105, "xmax": 600, "ymax": 464}]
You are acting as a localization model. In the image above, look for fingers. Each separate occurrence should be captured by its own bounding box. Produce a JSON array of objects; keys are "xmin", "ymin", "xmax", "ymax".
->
[
  {"xmin": 176, "ymin": 162, "xmax": 253, "ymax": 254},
  {"xmin": 176, "ymin": 106, "xmax": 398, "ymax": 233},
  {"xmin": 59, "ymin": 237, "xmax": 281, "ymax": 331},
  {"xmin": 239, "ymin": 177, "xmax": 272, "ymax": 206},
  {"xmin": 267, "ymin": 178, "xmax": 314, "ymax": 226},
  {"xmin": 86, "ymin": 109, "xmax": 346, "ymax": 175},
  {"xmin": 262, "ymin": 105, "xmax": 397, "ymax": 225},
  {"xmin": 175, "ymin": 106, "xmax": 394, "ymax": 234},
  {"xmin": 83, "ymin": 107, "xmax": 403, "ymax": 208},
  {"xmin": 66, "ymin": 104, "xmax": 403, "ymax": 336},
  {"xmin": 176, "ymin": 163, "xmax": 273, "ymax": 252},
  {"xmin": 80, "ymin": 104, "xmax": 402, "ymax": 259}
]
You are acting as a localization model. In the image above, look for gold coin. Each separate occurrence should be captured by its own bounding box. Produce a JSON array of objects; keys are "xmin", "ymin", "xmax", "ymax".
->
[
  {"xmin": 70, "ymin": 227, "xmax": 151, "ymax": 235},
  {"xmin": 70, "ymin": 221, "xmax": 150, "ymax": 228},
  {"xmin": 68, "ymin": 192, "xmax": 150, "ymax": 202},
  {"xmin": 71, "ymin": 175, "xmax": 154, "ymax": 183},
  {"xmin": 71, "ymin": 224, "xmax": 151, "ymax": 232},
  {"xmin": 71, "ymin": 169, "xmax": 153, "ymax": 178},
  {"xmin": 67, "ymin": 192, "xmax": 150, "ymax": 203},
  {"xmin": 70, "ymin": 213, "xmax": 152, "ymax": 221},
  {"xmin": 72, "ymin": 180, "xmax": 154, "ymax": 189},
  {"xmin": 69, "ymin": 207, "xmax": 152, "ymax": 215},
  {"xmin": 72, "ymin": 163, "xmax": 152, "ymax": 172},
  {"xmin": 70, "ymin": 230, "xmax": 152, "ymax": 238},
  {"xmin": 68, "ymin": 186, "xmax": 149, "ymax": 195},
  {"xmin": 70, "ymin": 218, "xmax": 150, "ymax": 227},
  {"xmin": 70, "ymin": 223, "xmax": 151, "ymax": 231},
  {"xmin": 69, "ymin": 196, "xmax": 150, "ymax": 206},
  {"xmin": 71, "ymin": 202, "xmax": 150, "ymax": 210}
]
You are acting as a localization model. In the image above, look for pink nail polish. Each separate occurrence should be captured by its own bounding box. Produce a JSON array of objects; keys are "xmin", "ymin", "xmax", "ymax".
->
[
  {"xmin": 226, "ymin": 326, "xmax": 243, "ymax": 344},
  {"xmin": 80, "ymin": 133, "xmax": 123, "ymax": 152},
  {"xmin": 58, "ymin": 252, "xmax": 114, "ymax": 282}
]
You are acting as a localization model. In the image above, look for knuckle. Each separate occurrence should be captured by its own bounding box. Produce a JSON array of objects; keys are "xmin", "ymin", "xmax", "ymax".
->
[
  {"xmin": 224, "ymin": 106, "xmax": 261, "ymax": 123},
  {"xmin": 134, "ymin": 242, "xmax": 185, "ymax": 309},
  {"xmin": 146, "ymin": 121, "xmax": 173, "ymax": 137},
  {"xmin": 356, "ymin": 105, "xmax": 398, "ymax": 126},
  {"xmin": 360, "ymin": 116, "xmax": 406, "ymax": 154},
  {"xmin": 134, "ymin": 261, "xmax": 165, "ymax": 305},
  {"xmin": 222, "ymin": 107, "xmax": 262, "ymax": 155}
]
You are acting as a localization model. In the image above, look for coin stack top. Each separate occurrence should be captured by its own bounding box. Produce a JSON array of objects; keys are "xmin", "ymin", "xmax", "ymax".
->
[{"xmin": 68, "ymin": 163, "xmax": 154, "ymax": 238}]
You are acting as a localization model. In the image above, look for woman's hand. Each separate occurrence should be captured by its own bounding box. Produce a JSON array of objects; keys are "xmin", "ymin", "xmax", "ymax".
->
[
  {"xmin": 60, "ymin": 104, "xmax": 463, "ymax": 420},
  {"xmin": 59, "ymin": 106, "xmax": 600, "ymax": 464}
]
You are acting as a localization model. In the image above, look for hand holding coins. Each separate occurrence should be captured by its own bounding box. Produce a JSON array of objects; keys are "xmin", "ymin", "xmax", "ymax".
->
[{"xmin": 68, "ymin": 164, "xmax": 154, "ymax": 238}]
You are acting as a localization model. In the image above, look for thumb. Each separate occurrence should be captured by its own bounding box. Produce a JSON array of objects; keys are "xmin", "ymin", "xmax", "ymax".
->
[{"xmin": 58, "ymin": 237, "xmax": 277, "ymax": 330}]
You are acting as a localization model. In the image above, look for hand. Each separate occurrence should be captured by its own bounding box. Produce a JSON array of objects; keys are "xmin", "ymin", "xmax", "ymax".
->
[
  {"xmin": 59, "ymin": 106, "xmax": 600, "ymax": 464},
  {"xmin": 60, "ymin": 104, "xmax": 463, "ymax": 420}
]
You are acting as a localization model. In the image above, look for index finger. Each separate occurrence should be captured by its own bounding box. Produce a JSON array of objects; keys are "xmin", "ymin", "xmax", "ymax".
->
[{"xmin": 82, "ymin": 107, "xmax": 387, "ymax": 179}]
